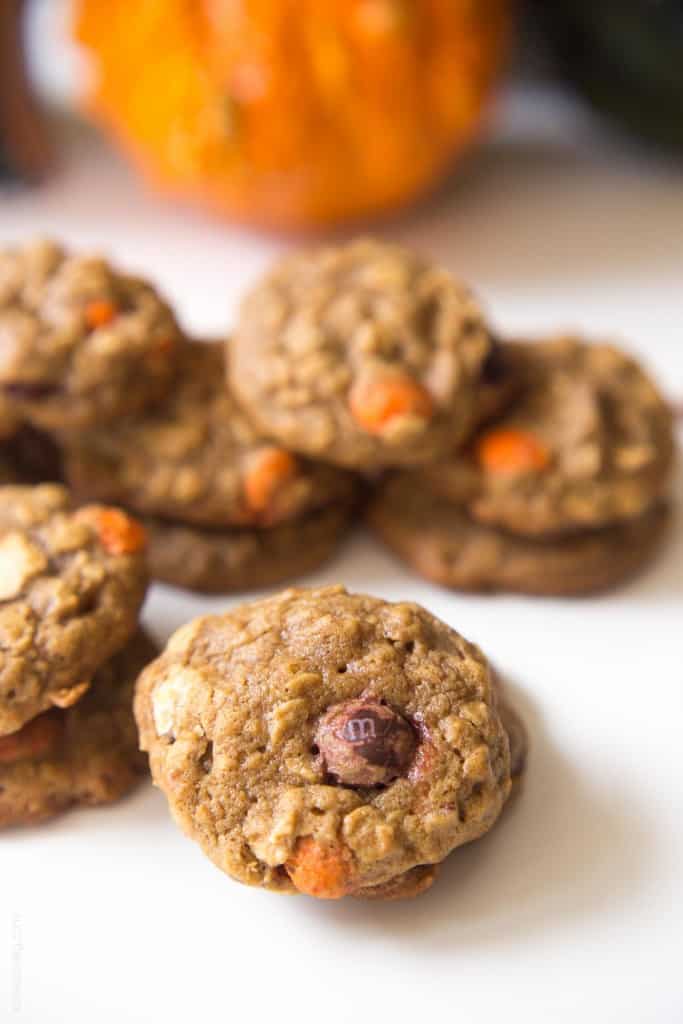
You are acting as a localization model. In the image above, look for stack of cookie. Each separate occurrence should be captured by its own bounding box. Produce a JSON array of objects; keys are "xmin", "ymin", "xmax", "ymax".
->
[
  {"xmin": 0, "ymin": 483, "xmax": 152, "ymax": 826},
  {"xmin": 229, "ymin": 239, "xmax": 675, "ymax": 596},
  {"xmin": 368, "ymin": 337, "xmax": 675, "ymax": 594},
  {"xmin": 62, "ymin": 340, "xmax": 361, "ymax": 593},
  {"xmin": 0, "ymin": 236, "xmax": 675, "ymax": 597},
  {"xmin": 0, "ymin": 239, "xmax": 362, "ymax": 593},
  {"xmin": 135, "ymin": 585, "xmax": 527, "ymax": 901}
]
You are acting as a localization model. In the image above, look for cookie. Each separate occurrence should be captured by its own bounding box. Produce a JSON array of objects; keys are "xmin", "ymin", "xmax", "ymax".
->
[
  {"xmin": 368, "ymin": 475, "xmax": 669, "ymax": 596},
  {"xmin": 0, "ymin": 484, "xmax": 148, "ymax": 735},
  {"xmin": 230, "ymin": 239, "xmax": 492, "ymax": 470},
  {"xmin": 420, "ymin": 337, "xmax": 675, "ymax": 536},
  {"xmin": 64, "ymin": 340, "xmax": 357, "ymax": 528},
  {"xmin": 135, "ymin": 585, "xmax": 512, "ymax": 899},
  {"xmin": 0, "ymin": 239, "xmax": 181, "ymax": 432},
  {"xmin": 142, "ymin": 498, "xmax": 359, "ymax": 594},
  {"xmin": 0, "ymin": 628, "xmax": 155, "ymax": 828}
]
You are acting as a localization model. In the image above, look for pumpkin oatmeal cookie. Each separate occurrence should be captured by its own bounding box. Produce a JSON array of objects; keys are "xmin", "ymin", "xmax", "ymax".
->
[
  {"xmin": 230, "ymin": 239, "xmax": 492, "ymax": 470},
  {"xmin": 0, "ymin": 484, "xmax": 148, "ymax": 735},
  {"xmin": 135, "ymin": 585, "xmax": 513, "ymax": 899},
  {"xmin": 368, "ymin": 474, "xmax": 669, "ymax": 596},
  {"xmin": 64, "ymin": 340, "xmax": 357, "ymax": 528},
  {"xmin": 0, "ymin": 239, "xmax": 181, "ymax": 432},
  {"xmin": 0, "ymin": 628, "xmax": 155, "ymax": 827},
  {"xmin": 420, "ymin": 337, "xmax": 675, "ymax": 536}
]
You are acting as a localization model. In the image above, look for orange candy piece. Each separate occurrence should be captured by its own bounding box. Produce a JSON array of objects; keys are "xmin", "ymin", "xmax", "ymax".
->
[
  {"xmin": 0, "ymin": 713, "xmax": 63, "ymax": 765},
  {"xmin": 84, "ymin": 299, "xmax": 118, "ymax": 329},
  {"xmin": 286, "ymin": 838, "xmax": 355, "ymax": 900},
  {"xmin": 476, "ymin": 427, "xmax": 550, "ymax": 475},
  {"xmin": 243, "ymin": 447, "xmax": 298, "ymax": 517},
  {"xmin": 349, "ymin": 371, "xmax": 433, "ymax": 434},
  {"xmin": 78, "ymin": 506, "xmax": 147, "ymax": 555}
]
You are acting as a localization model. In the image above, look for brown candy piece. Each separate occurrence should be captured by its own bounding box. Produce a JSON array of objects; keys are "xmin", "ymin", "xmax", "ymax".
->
[{"xmin": 315, "ymin": 698, "xmax": 416, "ymax": 787}]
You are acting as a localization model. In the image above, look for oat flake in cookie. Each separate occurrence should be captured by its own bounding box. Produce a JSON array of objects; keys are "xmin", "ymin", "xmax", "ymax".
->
[
  {"xmin": 230, "ymin": 239, "xmax": 492, "ymax": 470},
  {"xmin": 0, "ymin": 485, "xmax": 148, "ymax": 736},
  {"xmin": 135, "ymin": 586, "xmax": 512, "ymax": 899},
  {"xmin": 0, "ymin": 628, "xmax": 155, "ymax": 827},
  {"xmin": 0, "ymin": 239, "xmax": 181, "ymax": 433},
  {"xmin": 421, "ymin": 337, "xmax": 675, "ymax": 536},
  {"xmin": 64, "ymin": 340, "xmax": 357, "ymax": 528}
]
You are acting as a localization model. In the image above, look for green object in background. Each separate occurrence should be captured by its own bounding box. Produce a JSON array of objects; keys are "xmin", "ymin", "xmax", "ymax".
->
[{"xmin": 531, "ymin": 0, "xmax": 683, "ymax": 150}]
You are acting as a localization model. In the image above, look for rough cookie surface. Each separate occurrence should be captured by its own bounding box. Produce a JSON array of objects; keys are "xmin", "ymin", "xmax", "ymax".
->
[
  {"xmin": 230, "ymin": 239, "xmax": 491, "ymax": 470},
  {"xmin": 421, "ymin": 337, "xmax": 675, "ymax": 536},
  {"xmin": 135, "ymin": 586, "xmax": 511, "ymax": 898},
  {"xmin": 64, "ymin": 340, "xmax": 357, "ymax": 527},
  {"xmin": 0, "ymin": 239, "xmax": 181, "ymax": 432},
  {"xmin": 142, "ymin": 498, "xmax": 359, "ymax": 594},
  {"xmin": 0, "ymin": 628, "xmax": 155, "ymax": 827},
  {"xmin": 0, "ymin": 485, "xmax": 148, "ymax": 735},
  {"xmin": 368, "ymin": 474, "xmax": 669, "ymax": 596}
]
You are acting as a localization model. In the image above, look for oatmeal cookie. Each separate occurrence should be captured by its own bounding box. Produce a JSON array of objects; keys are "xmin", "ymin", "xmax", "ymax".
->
[
  {"xmin": 64, "ymin": 340, "xmax": 357, "ymax": 528},
  {"xmin": 230, "ymin": 239, "xmax": 492, "ymax": 470},
  {"xmin": 142, "ymin": 497, "xmax": 359, "ymax": 594},
  {"xmin": 135, "ymin": 585, "xmax": 511, "ymax": 899},
  {"xmin": 0, "ymin": 484, "xmax": 148, "ymax": 735},
  {"xmin": 420, "ymin": 337, "xmax": 675, "ymax": 536},
  {"xmin": 0, "ymin": 628, "xmax": 154, "ymax": 827},
  {"xmin": 0, "ymin": 239, "xmax": 181, "ymax": 432},
  {"xmin": 368, "ymin": 474, "xmax": 669, "ymax": 596}
]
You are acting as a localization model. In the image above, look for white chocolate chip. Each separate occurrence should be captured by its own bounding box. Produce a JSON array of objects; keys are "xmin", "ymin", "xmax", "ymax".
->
[
  {"xmin": 152, "ymin": 667, "xmax": 204, "ymax": 738},
  {"xmin": 0, "ymin": 533, "xmax": 47, "ymax": 600}
]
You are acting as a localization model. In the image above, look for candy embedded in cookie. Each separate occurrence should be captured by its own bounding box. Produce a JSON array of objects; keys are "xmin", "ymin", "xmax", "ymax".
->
[
  {"xmin": 315, "ymin": 698, "xmax": 417, "ymax": 788},
  {"xmin": 135, "ymin": 586, "xmax": 515, "ymax": 899}
]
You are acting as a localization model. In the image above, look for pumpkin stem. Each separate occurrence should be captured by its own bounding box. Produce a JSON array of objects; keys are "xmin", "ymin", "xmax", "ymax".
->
[{"xmin": 0, "ymin": 0, "xmax": 52, "ymax": 182}]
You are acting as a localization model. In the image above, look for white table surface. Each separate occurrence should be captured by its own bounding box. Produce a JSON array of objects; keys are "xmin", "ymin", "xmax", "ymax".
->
[{"xmin": 1, "ymin": 77, "xmax": 682, "ymax": 1024}]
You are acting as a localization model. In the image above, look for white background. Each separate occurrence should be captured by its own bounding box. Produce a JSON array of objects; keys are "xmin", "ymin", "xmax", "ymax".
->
[{"xmin": 1, "ymin": 6, "xmax": 683, "ymax": 1022}]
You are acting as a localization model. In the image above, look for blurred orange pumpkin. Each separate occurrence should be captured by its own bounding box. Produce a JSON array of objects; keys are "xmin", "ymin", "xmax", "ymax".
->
[{"xmin": 74, "ymin": 0, "xmax": 511, "ymax": 230}]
